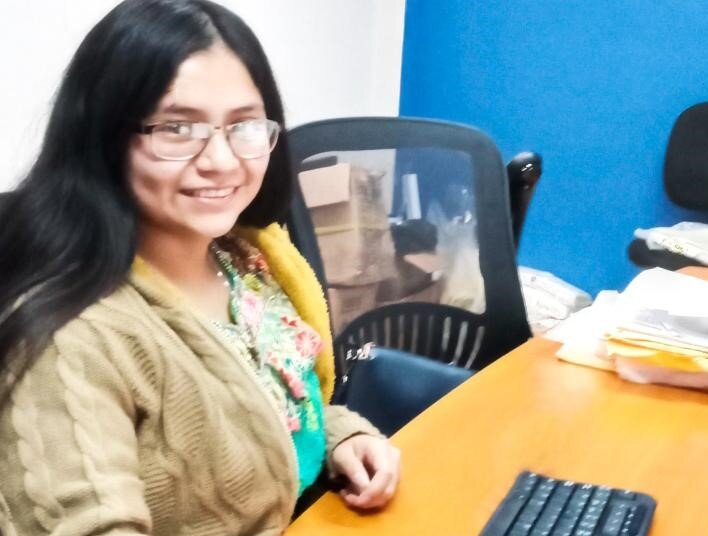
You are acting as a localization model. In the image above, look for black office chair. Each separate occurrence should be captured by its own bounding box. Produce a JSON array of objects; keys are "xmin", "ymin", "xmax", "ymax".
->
[
  {"xmin": 285, "ymin": 117, "xmax": 531, "ymax": 379},
  {"xmin": 628, "ymin": 103, "xmax": 708, "ymax": 269}
]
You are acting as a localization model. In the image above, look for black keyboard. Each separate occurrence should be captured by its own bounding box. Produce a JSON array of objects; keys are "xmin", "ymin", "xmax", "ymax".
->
[{"xmin": 480, "ymin": 471, "xmax": 656, "ymax": 536}]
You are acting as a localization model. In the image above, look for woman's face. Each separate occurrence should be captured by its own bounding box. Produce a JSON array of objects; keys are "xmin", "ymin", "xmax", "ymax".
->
[{"xmin": 128, "ymin": 45, "xmax": 270, "ymax": 243}]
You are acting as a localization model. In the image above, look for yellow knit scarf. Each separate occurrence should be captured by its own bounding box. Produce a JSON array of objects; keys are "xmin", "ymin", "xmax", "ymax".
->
[{"xmin": 235, "ymin": 224, "xmax": 334, "ymax": 402}]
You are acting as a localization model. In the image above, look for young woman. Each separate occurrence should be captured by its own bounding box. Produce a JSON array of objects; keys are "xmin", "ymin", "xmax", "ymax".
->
[{"xmin": 0, "ymin": 1, "xmax": 400, "ymax": 534}]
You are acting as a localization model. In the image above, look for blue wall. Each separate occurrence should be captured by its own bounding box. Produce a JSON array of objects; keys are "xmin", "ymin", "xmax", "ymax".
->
[{"xmin": 400, "ymin": 0, "xmax": 708, "ymax": 296}]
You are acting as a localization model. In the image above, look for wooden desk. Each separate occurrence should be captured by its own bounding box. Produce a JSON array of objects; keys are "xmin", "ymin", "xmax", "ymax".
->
[
  {"xmin": 678, "ymin": 265, "xmax": 708, "ymax": 280},
  {"xmin": 288, "ymin": 337, "xmax": 708, "ymax": 535}
]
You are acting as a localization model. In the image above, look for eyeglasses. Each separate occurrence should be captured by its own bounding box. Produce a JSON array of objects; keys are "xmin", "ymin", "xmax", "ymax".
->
[{"xmin": 137, "ymin": 118, "xmax": 281, "ymax": 161}]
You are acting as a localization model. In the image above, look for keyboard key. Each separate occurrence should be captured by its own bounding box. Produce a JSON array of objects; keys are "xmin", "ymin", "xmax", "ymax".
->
[
  {"xmin": 508, "ymin": 528, "xmax": 531, "ymax": 536},
  {"xmin": 510, "ymin": 498, "xmax": 547, "ymax": 531},
  {"xmin": 622, "ymin": 505, "xmax": 647, "ymax": 536},
  {"xmin": 481, "ymin": 472, "xmax": 537, "ymax": 534},
  {"xmin": 592, "ymin": 486, "xmax": 612, "ymax": 504},
  {"xmin": 530, "ymin": 484, "xmax": 575, "ymax": 535},
  {"xmin": 615, "ymin": 490, "xmax": 637, "ymax": 501}
]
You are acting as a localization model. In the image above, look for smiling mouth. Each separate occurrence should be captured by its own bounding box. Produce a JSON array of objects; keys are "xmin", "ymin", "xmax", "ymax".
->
[{"xmin": 181, "ymin": 186, "xmax": 237, "ymax": 199}]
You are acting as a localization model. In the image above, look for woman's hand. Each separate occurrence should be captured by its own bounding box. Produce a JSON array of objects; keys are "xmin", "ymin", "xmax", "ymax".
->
[{"xmin": 330, "ymin": 434, "xmax": 401, "ymax": 509}]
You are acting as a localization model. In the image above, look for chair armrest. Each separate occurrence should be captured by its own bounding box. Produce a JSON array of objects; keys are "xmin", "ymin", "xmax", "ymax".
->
[
  {"xmin": 627, "ymin": 238, "xmax": 708, "ymax": 270},
  {"xmin": 507, "ymin": 151, "xmax": 542, "ymax": 248}
]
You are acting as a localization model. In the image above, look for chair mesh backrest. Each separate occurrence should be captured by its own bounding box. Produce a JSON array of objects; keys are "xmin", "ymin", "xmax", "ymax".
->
[
  {"xmin": 285, "ymin": 117, "xmax": 530, "ymax": 373},
  {"xmin": 664, "ymin": 103, "xmax": 708, "ymax": 209}
]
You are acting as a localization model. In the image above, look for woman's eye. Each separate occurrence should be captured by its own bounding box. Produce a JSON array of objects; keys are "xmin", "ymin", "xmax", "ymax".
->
[
  {"xmin": 230, "ymin": 121, "xmax": 267, "ymax": 141},
  {"xmin": 164, "ymin": 122, "xmax": 191, "ymax": 135}
]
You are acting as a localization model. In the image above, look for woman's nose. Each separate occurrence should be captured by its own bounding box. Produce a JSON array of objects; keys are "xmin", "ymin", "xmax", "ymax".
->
[{"xmin": 194, "ymin": 129, "xmax": 241, "ymax": 173}]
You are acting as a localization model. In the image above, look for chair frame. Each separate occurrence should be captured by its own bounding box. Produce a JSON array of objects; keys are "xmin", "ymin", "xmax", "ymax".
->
[{"xmin": 334, "ymin": 301, "xmax": 487, "ymax": 372}]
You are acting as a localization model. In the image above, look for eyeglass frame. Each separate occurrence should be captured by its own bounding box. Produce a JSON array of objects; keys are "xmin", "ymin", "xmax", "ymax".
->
[{"xmin": 136, "ymin": 118, "xmax": 281, "ymax": 161}]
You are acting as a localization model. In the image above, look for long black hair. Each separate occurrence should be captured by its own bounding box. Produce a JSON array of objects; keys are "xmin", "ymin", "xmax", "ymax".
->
[{"xmin": 0, "ymin": 0, "xmax": 292, "ymax": 401}]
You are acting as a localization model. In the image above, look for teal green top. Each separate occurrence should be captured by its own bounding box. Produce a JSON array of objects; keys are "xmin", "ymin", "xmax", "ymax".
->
[
  {"xmin": 211, "ymin": 244, "xmax": 327, "ymax": 496},
  {"xmin": 291, "ymin": 371, "xmax": 327, "ymax": 495}
]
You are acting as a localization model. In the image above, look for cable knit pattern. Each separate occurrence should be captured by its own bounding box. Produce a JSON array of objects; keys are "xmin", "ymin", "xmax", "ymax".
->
[
  {"xmin": 57, "ymin": 349, "xmax": 118, "ymax": 520},
  {"xmin": 0, "ymin": 224, "xmax": 381, "ymax": 535},
  {"xmin": 10, "ymin": 371, "xmax": 64, "ymax": 532},
  {"xmin": 0, "ymin": 490, "xmax": 18, "ymax": 536}
]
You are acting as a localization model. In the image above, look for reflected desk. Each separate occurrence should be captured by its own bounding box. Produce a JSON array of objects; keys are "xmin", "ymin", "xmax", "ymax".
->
[{"xmin": 288, "ymin": 337, "xmax": 708, "ymax": 535}]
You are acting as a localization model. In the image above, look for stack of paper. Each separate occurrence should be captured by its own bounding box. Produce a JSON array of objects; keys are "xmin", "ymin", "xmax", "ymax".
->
[
  {"xmin": 546, "ymin": 268, "xmax": 708, "ymax": 387},
  {"xmin": 518, "ymin": 266, "xmax": 592, "ymax": 334}
]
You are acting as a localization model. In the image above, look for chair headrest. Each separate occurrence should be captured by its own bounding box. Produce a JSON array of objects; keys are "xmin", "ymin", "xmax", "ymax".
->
[{"xmin": 664, "ymin": 102, "xmax": 708, "ymax": 209}]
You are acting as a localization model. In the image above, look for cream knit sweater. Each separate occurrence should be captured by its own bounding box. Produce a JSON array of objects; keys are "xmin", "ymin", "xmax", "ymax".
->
[{"xmin": 0, "ymin": 226, "xmax": 379, "ymax": 535}]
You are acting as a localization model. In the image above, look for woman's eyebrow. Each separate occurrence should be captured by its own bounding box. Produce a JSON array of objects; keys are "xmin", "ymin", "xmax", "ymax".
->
[
  {"xmin": 158, "ymin": 104, "xmax": 203, "ymax": 116},
  {"xmin": 156, "ymin": 103, "xmax": 265, "ymax": 116}
]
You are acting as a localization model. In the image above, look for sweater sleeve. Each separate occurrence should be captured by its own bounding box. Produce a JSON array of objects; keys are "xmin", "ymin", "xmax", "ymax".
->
[
  {"xmin": 322, "ymin": 404, "xmax": 383, "ymax": 474},
  {"xmin": 0, "ymin": 320, "xmax": 152, "ymax": 535}
]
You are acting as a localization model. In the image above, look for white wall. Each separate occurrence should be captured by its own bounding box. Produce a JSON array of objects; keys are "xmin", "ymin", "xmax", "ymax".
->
[{"xmin": 0, "ymin": 0, "xmax": 405, "ymax": 190}]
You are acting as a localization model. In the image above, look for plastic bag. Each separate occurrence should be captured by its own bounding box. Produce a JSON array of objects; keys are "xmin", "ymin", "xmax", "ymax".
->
[
  {"xmin": 519, "ymin": 266, "xmax": 592, "ymax": 334},
  {"xmin": 634, "ymin": 221, "xmax": 708, "ymax": 265},
  {"xmin": 426, "ymin": 185, "xmax": 486, "ymax": 314}
]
